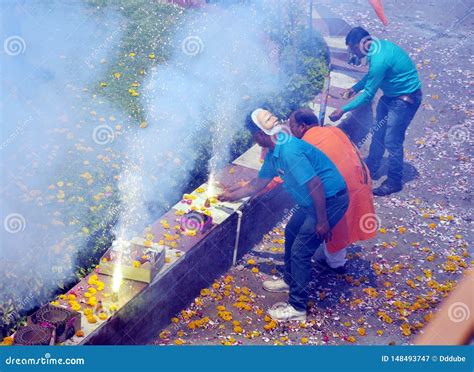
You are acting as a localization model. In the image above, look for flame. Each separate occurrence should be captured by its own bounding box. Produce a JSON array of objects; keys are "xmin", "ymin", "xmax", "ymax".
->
[
  {"xmin": 207, "ymin": 172, "xmax": 216, "ymax": 199},
  {"xmin": 112, "ymin": 261, "xmax": 122, "ymax": 293}
]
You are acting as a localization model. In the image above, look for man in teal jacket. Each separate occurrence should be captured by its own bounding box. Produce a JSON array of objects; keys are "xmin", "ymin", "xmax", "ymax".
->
[{"xmin": 330, "ymin": 27, "xmax": 422, "ymax": 196}]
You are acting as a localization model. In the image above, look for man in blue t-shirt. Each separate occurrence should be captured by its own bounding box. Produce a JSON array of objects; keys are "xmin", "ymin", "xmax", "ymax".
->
[
  {"xmin": 330, "ymin": 27, "xmax": 422, "ymax": 196},
  {"xmin": 219, "ymin": 109, "xmax": 348, "ymax": 321}
]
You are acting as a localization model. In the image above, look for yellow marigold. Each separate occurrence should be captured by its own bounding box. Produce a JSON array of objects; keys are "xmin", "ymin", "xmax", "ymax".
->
[
  {"xmin": 98, "ymin": 312, "xmax": 108, "ymax": 321},
  {"xmin": 2, "ymin": 336, "xmax": 14, "ymax": 345},
  {"xmin": 347, "ymin": 336, "xmax": 356, "ymax": 343},
  {"xmin": 233, "ymin": 326, "xmax": 243, "ymax": 334},
  {"xmin": 87, "ymin": 315, "xmax": 97, "ymax": 324},
  {"xmin": 363, "ymin": 287, "xmax": 378, "ymax": 298},
  {"xmin": 83, "ymin": 308, "xmax": 93, "ymax": 316},
  {"xmin": 247, "ymin": 259, "xmax": 256, "ymax": 265},
  {"xmin": 223, "ymin": 275, "xmax": 234, "ymax": 284},
  {"xmin": 264, "ymin": 320, "xmax": 278, "ymax": 331},
  {"xmin": 251, "ymin": 267, "xmax": 259, "ymax": 273},
  {"xmin": 400, "ymin": 323, "xmax": 412, "ymax": 336},
  {"xmin": 132, "ymin": 261, "xmax": 141, "ymax": 268},
  {"xmin": 174, "ymin": 338, "xmax": 185, "ymax": 345},
  {"xmin": 75, "ymin": 330, "xmax": 85, "ymax": 337},
  {"xmin": 357, "ymin": 327, "xmax": 366, "ymax": 336},
  {"xmin": 301, "ymin": 337, "xmax": 309, "ymax": 344}
]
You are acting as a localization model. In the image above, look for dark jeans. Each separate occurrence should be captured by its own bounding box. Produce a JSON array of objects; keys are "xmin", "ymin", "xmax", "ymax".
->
[
  {"xmin": 366, "ymin": 92, "xmax": 422, "ymax": 186},
  {"xmin": 283, "ymin": 192, "xmax": 349, "ymax": 311}
]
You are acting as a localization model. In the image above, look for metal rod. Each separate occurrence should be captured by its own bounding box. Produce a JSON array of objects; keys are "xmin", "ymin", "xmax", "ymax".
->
[{"xmin": 232, "ymin": 210, "xmax": 243, "ymax": 266}]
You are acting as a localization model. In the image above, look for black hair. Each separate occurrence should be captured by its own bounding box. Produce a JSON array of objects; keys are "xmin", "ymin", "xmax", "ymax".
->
[
  {"xmin": 291, "ymin": 108, "xmax": 319, "ymax": 126},
  {"xmin": 345, "ymin": 27, "xmax": 370, "ymax": 46},
  {"xmin": 244, "ymin": 112, "xmax": 259, "ymax": 134}
]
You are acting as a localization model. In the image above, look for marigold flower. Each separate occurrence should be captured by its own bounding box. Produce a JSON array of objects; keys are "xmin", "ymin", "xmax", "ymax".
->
[
  {"xmin": 98, "ymin": 313, "xmax": 108, "ymax": 321},
  {"xmin": 75, "ymin": 330, "xmax": 85, "ymax": 337},
  {"xmin": 300, "ymin": 337, "xmax": 309, "ymax": 344},
  {"xmin": 357, "ymin": 328, "xmax": 366, "ymax": 336},
  {"xmin": 401, "ymin": 323, "xmax": 412, "ymax": 336},
  {"xmin": 263, "ymin": 320, "xmax": 277, "ymax": 331},
  {"xmin": 2, "ymin": 336, "xmax": 14, "ymax": 345}
]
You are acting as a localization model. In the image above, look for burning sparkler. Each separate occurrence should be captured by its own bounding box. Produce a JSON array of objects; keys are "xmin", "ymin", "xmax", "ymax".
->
[{"xmin": 111, "ymin": 263, "xmax": 122, "ymax": 303}]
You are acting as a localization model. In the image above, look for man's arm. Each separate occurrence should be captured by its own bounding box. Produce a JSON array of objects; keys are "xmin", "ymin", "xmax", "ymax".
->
[
  {"xmin": 341, "ymin": 60, "xmax": 386, "ymax": 113},
  {"xmin": 306, "ymin": 176, "xmax": 331, "ymax": 242},
  {"xmin": 218, "ymin": 177, "xmax": 271, "ymax": 202}
]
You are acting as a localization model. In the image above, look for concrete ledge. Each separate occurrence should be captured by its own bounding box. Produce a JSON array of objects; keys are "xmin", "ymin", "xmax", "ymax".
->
[{"xmin": 85, "ymin": 168, "xmax": 293, "ymax": 344}]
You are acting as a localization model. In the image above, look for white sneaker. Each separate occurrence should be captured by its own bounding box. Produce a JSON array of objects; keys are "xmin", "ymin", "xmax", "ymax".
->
[
  {"xmin": 262, "ymin": 279, "xmax": 290, "ymax": 293},
  {"xmin": 267, "ymin": 302, "xmax": 307, "ymax": 321}
]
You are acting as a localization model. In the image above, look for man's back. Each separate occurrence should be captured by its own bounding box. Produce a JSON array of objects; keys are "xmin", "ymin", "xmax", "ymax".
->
[{"xmin": 372, "ymin": 39, "xmax": 421, "ymax": 96}]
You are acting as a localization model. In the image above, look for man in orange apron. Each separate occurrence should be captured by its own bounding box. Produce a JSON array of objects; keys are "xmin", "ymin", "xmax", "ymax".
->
[{"xmin": 289, "ymin": 108, "xmax": 377, "ymax": 271}]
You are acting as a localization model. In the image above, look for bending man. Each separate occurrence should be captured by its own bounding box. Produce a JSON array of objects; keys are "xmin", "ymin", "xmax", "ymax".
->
[{"xmin": 219, "ymin": 109, "xmax": 348, "ymax": 321}]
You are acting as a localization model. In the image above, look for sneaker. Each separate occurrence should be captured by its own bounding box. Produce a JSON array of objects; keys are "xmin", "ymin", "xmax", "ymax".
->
[
  {"xmin": 267, "ymin": 302, "xmax": 307, "ymax": 321},
  {"xmin": 263, "ymin": 279, "xmax": 290, "ymax": 293},
  {"xmin": 373, "ymin": 181, "xmax": 402, "ymax": 196},
  {"xmin": 315, "ymin": 258, "xmax": 346, "ymax": 274}
]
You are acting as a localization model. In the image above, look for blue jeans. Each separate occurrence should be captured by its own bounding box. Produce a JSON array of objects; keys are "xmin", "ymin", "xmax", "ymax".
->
[
  {"xmin": 366, "ymin": 92, "xmax": 422, "ymax": 186},
  {"xmin": 284, "ymin": 192, "xmax": 349, "ymax": 311}
]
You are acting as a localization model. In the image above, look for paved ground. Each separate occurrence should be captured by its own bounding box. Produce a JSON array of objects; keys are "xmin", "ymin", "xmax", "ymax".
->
[{"xmin": 152, "ymin": 0, "xmax": 473, "ymax": 346}]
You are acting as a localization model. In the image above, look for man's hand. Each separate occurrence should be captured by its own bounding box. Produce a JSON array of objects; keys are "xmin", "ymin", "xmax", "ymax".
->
[
  {"xmin": 329, "ymin": 108, "xmax": 344, "ymax": 122},
  {"xmin": 341, "ymin": 88, "xmax": 356, "ymax": 100},
  {"xmin": 217, "ymin": 189, "xmax": 238, "ymax": 202},
  {"xmin": 316, "ymin": 220, "xmax": 332, "ymax": 242}
]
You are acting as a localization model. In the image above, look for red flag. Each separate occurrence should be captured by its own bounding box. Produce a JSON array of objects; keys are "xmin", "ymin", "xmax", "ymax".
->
[{"xmin": 368, "ymin": 0, "xmax": 389, "ymax": 26}]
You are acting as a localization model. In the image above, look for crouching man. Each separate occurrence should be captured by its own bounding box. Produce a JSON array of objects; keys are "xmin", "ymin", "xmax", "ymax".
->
[{"xmin": 218, "ymin": 109, "xmax": 348, "ymax": 321}]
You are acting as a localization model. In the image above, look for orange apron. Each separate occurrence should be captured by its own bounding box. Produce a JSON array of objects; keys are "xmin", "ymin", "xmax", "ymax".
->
[{"xmin": 303, "ymin": 127, "xmax": 376, "ymax": 253}]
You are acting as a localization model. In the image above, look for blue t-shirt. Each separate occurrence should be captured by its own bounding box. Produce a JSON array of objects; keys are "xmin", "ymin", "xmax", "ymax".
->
[{"xmin": 258, "ymin": 134, "xmax": 346, "ymax": 207}]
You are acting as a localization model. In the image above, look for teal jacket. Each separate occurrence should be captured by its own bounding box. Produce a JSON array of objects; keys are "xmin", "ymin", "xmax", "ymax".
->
[{"xmin": 342, "ymin": 39, "xmax": 421, "ymax": 112}]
